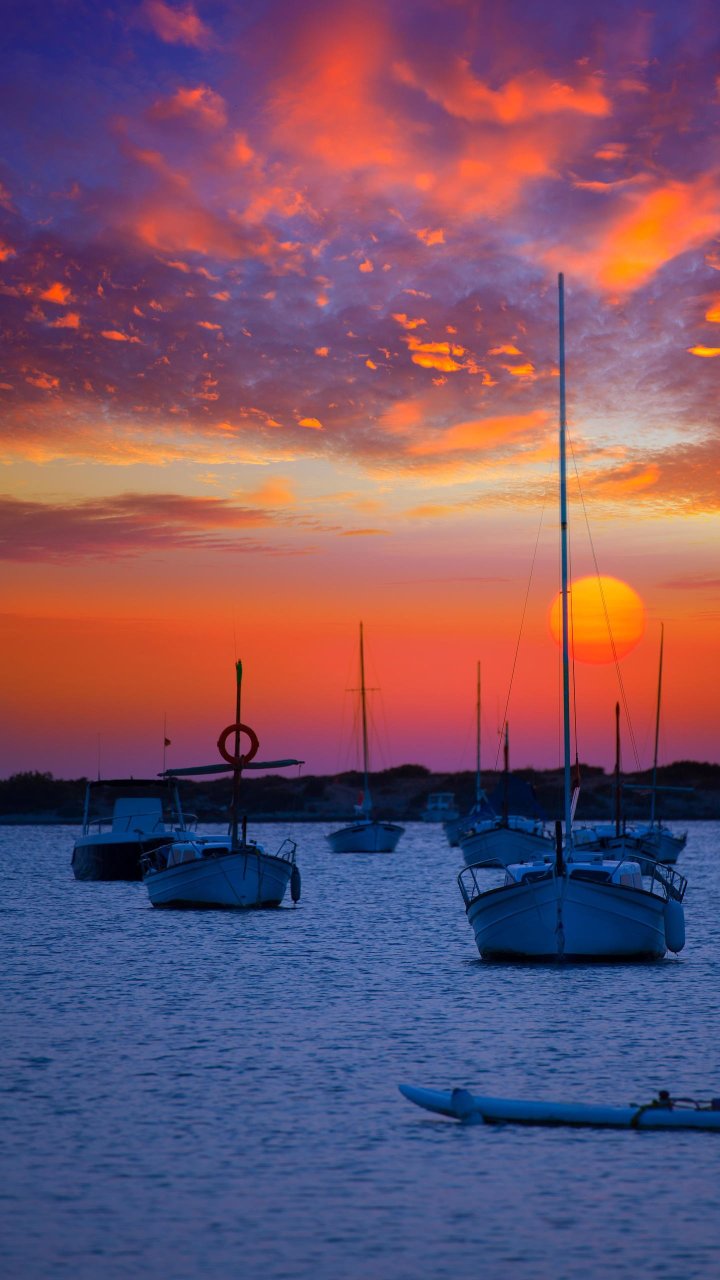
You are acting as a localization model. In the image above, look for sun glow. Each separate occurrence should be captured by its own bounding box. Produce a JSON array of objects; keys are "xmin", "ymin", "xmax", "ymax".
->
[{"xmin": 549, "ymin": 575, "xmax": 645, "ymax": 664}]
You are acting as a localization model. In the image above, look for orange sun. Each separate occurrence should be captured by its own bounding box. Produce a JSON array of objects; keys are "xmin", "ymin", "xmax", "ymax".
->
[{"xmin": 549, "ymin": 575, "xmax": 645, "ymax": 664}]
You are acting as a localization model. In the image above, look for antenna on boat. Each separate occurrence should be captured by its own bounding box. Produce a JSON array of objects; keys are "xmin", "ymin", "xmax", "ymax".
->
[{"xmin": 558, "ymin": 272, "xmax": 573, "ymax": 851}]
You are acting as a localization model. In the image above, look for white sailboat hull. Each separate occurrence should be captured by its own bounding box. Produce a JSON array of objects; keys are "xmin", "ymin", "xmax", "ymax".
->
[
  {"xmin": 460, "ymin": 822, "xmax": 553, "ymax": 867},
  {"xmin": 326, "ymin": 821, "xmax": 404, "ymax": 854},
  {"xmin": 635, "ymin": 825, "xmax": 686, "ymax": 864},
  {"xmin": 462, "ymin": 865, "xmax": 674, "ymax": 959},
  {"xmin": 143, "ymin": 842, "xmax": 295, "ymax": 908},
  {"xmin": 573, "ymin": 824, "xmax": 686, "ymax": 866}
]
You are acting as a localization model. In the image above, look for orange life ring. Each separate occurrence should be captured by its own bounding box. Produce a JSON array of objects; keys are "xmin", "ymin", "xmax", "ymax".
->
[{"xmin": 217, "ymin": 722, "xmax": 260, "ymax": 768}]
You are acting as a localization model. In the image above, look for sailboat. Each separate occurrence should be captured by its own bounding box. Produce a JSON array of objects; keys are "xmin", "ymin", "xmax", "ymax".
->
[
  {"xmin": 458, "ymin": 721, "xmax": 553, "ymax": 867},
  {"xmin": 141, "ymin": 661, "xmax": 303, "ymax": 908},
  {"xmin": 326, "ymin": 623, "xmax": 404, "ymax": 853},
  {"xmin": 457, "ymin": 274, "xmax": 687, "ymax": 959},
  {"xmin": 443, "ymin": 663, "xmax": 496, "ymax": 847},
  {"xmin": 623, "ymin": 626, "xmax": 688, "ymax": 863}
]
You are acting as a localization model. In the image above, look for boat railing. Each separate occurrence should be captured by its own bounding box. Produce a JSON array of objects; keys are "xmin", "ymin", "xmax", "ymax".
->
[
  {"xmin": 458, "ymin": 855, "xmax": 687, "ymax": 908},
  {"xmin": 274, "ymin": 837, "xmax": 298, "ymax": 864},
  {"xmin": 641, "ymin": 858, "xmax": 687, "ymax": 903},
  {"xmin": 458, "ymin": 860, "xmax": 515, "ymax": 906},
  {"xmin": 140, "ymin": 834, "xmax": 298, "ymax": 877}
]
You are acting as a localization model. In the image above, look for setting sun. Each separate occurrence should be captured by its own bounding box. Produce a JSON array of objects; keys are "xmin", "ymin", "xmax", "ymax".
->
[{"xmin": 549, "ymin": 575, "xmax": 645, "ymax": 664}]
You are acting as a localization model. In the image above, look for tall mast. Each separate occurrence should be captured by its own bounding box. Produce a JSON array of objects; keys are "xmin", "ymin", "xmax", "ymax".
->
[
  {"xmin": 558, "ymin": 273, "xmax": 573, "ymax": 849},
  {"xmin": 650, "ymin": 622, "xmax": 664, "ymax": 828},
  {"xmin": 475, "ymin": 662, "xmax": 482, "ymax": 808},
  {"xmin": 230, "ymin": 659, "xmax": 243, "ymax": 850},
  {"xmin": 502, "ymin": 723, "xmax": 509, "ymax": 824},
  {"xmin": 614, "ymin": 701, "xmax": 621, "ymax": 837},
  {"xmin": 359, "ymin": 622, "xmax": 371, "ymax": 815}
]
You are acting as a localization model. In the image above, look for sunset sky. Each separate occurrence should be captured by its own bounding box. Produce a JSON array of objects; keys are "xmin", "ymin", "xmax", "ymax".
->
[{"xmin": 2, "ymin": 0, "xmax": 719, "ymax": 781}]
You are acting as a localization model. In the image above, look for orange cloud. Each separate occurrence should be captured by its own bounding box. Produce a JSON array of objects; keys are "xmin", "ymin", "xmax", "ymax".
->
[
  {"xmin": 488, "ymin": 344, "xmax": 521, "ymax": 356},
  {"xmin": 41, "ymin": 282, "xmax": 73, "ymax": 305},
  {"xmin": 299, "ymin": 417, "xmax": 323, "ymax": 430},
  {"xmin": 688, "ymin": 345, "xmax": 720, "ymax": 357},
  {"xmin": 269, "ymin": 13, "xmax": 403, "ymax": 173},
  {"xmin": 142, "ymin": 0, "xmax": 210, "ymax": 48},
  {"xmin": 50, "ymin": 312, "xmax": 80, "ymax": 329},
  {"xmin": 240, "ymin": 478, "xmax": 295, "ymax": 506},
  {"xmin": 359, "ymin": 259, "xmax": 374, "ymax": 272},
  {"xmin": 149, "ymin": 86, "xmax": 228, "ymax": 130},
  {"xmin": 706, "ymin": 300, "xmax": 720, "ymax": 322},
  {"xmin": 554, "ymin": 175, "xmax": 720, "ymax": 292},
  {"xmin": 25, "ymin": 372, "xmax": 60, "ymax": 390},
  {"xmin": 392, "ymin": 314, "xmax": 426, "ymax": 330},
  {"xmin": 416, "ymin": 228, "xmax": 445, "ymax": 246},
  {"xmin": 408, "ymin": 409, "xmax": 549, "ymax": 456},
  {"xmin": 583, "ymin": 463, "xmax": 661, "ymax": 497},
  {"xmin": 394, "ymin": 60, "xmax": 610, "ymax": 124},
  {"xmin": 315, "ymin": 346, "xmax": 329, "ymax": 357},
  {"xmin": 101, "ymin": 330, "xmax": 142, "ymax": 343},
  {"xmin": 197, "ymin": 320, "xmax": 222, "ymax": 330}
]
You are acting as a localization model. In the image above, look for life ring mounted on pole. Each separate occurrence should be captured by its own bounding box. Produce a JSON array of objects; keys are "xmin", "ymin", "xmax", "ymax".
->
[{"xmin": 217, "ymin": 723, "xmax": 260, "ymax": 768}]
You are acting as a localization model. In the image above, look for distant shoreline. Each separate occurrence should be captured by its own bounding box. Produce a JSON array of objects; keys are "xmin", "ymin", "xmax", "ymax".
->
[{"xmin": 2, "ymin": 762, "xmax": 718, "ymax": 824}]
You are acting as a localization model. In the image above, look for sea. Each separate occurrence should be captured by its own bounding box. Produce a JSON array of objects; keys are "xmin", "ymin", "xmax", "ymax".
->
[{"xmin": 2, "ymin": 820, "xmax": 719, "ymax": 1280}]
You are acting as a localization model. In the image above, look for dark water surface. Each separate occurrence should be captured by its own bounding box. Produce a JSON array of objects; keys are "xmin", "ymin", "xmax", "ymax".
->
[{"xmin": 2, "ymin": 821, "xmax": 719, "ymax": 1280}]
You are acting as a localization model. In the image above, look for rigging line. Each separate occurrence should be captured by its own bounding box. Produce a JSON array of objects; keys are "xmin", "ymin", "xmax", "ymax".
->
[
  {"xmin": 567, "ymin": 433, "xmax": 641, "ymax": 769},
  {"xmin": 494, "ymin": 497, "xmax": 548, "ymax": 772}
]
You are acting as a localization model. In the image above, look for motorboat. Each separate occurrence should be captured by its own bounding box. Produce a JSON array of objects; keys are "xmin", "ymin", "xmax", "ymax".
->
[
  {"xmin": 458, "ymin": 275, "xmax": 687, "ymax": 960},
  {"xmin": 421, "ymin": 792, "xmax": 459, "ymax": 823},
  {"xmin": 71, "ymin": 777, "xmax": 191, "ymax": 881},
  {"xmin": 326, "ymin": 623, "xmax": 404, "ymax": 854},
  {"xmin": 458, "ymin": 725, "xmax": 553, "ymax": 867},
  {"xmin": 141, "ymin": 660, "xmax": 302, "ymax": 908}
]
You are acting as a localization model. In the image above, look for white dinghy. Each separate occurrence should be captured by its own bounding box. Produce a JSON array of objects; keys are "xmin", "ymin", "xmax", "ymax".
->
[
  {"xmin": 142, "ymin": 661, "xmax": 302, "ymax": 909},
  {"xmin": 458, "ymin": 275, "xmax": 688, "ymax": 960},
  {"xmin": 399, "ymin": 1085, "xmax": 720, "ymax": 1131},
  {"xmin": 327, "ymin": 622, "xmax": 404, "ymax": 854}
]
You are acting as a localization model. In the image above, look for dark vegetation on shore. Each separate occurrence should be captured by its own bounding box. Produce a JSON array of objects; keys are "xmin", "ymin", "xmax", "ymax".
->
[{"xmin": 1, "ymin": 762, "xmax": 719, "ymax": 824}]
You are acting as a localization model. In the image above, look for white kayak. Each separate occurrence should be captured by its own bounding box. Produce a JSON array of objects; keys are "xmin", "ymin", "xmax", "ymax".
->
[{"xmin": 399, "ymin": 1085, "xmax": 720, "ymax": 1131}]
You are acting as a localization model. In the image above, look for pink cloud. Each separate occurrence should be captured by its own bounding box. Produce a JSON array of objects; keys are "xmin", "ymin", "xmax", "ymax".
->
[{"xmin": 142, "ymin": 0, "xmax": 210, "ymax": 48}]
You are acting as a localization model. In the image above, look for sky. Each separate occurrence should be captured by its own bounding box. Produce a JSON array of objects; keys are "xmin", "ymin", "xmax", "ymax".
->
[{"xmin": 1, "ymin": 0, "xmax": 720, "ymax": 781}]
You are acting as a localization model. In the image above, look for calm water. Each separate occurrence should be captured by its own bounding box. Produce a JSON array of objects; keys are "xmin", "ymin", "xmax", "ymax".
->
[{"xmin": 2, "ymin": 821, "xmax": 719, "ymax": 1280}]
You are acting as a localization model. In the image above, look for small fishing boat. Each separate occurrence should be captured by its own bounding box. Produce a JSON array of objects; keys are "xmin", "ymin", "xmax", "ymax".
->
[
  {"xmin": 458, "ymin": 724, "xmax": 552, "ymax": 866},
  {"xmin": 326, "ymin": 623, "xmax": 404, "ymax": 854},
  {"xmin": 399, "ymin": 1085, "xmax": 720, "ymax": 1131},
  {"xmin": 459, "ymin": 276, "xmax": 688, "ymax": 960},
  {"xmin": 141, "ymin": 661, "xmax": 302, "ymax": 908},
  {"xmin": 71, "ymin": 777, "xmax": 191, "ymax": 881}
]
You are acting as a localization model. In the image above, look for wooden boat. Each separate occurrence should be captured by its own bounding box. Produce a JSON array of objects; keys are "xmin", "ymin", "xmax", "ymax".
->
[
  {"xmin": 326, "ymin": 622, "xmax": 404, "ymax": 854},
  {"xmin": 399, "ymin": 1085, "xmax": 720, "ymax": 1130}
]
